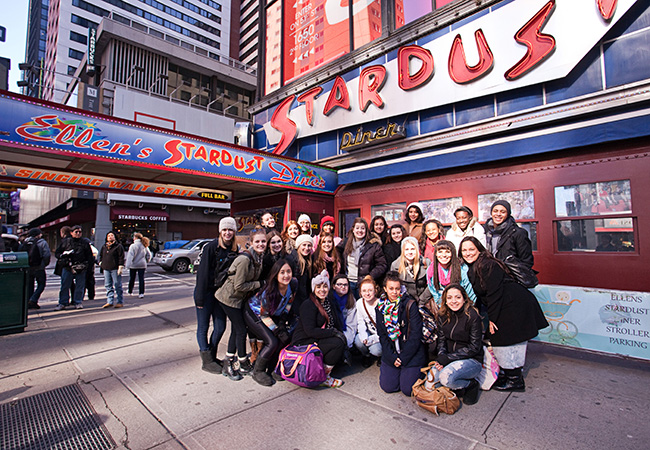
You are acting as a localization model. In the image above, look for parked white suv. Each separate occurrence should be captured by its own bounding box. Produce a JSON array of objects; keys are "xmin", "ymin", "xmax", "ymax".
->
[{"xmin": 153, "ymin": 239, "xmax": 211, "ymax": 273}]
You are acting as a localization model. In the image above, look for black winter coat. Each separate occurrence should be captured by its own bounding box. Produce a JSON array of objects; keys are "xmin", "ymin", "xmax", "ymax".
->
[
  {"xmin": 376, "ymin": 294, "xmax": 427, "ymax": 368},
  {"xmin": 484, "ymin": 217, "xmax": 534, "ymax": 269},
  {"xmin": 436, "ymin": 307, "xmax": 483, "ymax": 366},
  {"xmin": 467, "ymin": 256, "xmax": 548, "ymax": 346},
  {"xmin": 193, "ymin": 240, "xmax": 237, "ymax": 307},
  {"xmin": 55, "ymin": 237, "xmax": 93, "ymax": 268},
  {"xmin": 292, "ymin": 296, "xmax": 345, "ymax": 345},
  {"xmin": 99, "ymin": 242, "xmax": 125, "ymax": 271},
  {"xmin": 382, "ymin": 241, "xmax": 401, "ymax": 268},
  {"xmin": 337, "ymin": 238, "xmax": 388, "ymax": 282}
]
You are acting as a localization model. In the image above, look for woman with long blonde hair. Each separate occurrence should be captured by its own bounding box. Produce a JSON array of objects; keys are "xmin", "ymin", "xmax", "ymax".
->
[{"xmin": 390, "ymin": 236, "xmax": 432, "ymax": 306}]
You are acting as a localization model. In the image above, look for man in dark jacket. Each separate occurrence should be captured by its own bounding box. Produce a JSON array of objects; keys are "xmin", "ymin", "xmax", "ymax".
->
[
  {"xmin": 99, "ymin": 231, "xmax": 125, "ymax": 308},
  {"xmin": 19, "ymin": 228, "xmax": 51, "ymax": 309},
  {"xmin": 55, "ymin": 225, "xmax": 93, "ymax": 310}
]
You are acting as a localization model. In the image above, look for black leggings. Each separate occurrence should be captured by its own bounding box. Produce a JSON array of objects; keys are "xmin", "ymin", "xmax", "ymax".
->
[
  {"xmin": 243, "ymin": 305, "xmax": 290, "ymax": 361},
  {"xmin": 221, "ymin": 303, "xmax": 248, "ymax": 358}
]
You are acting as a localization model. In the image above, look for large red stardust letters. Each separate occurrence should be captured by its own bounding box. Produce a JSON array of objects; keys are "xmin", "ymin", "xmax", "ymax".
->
[
  {"xmin": 398, "ymin": 45, "xmax": 434, "ymax": 91},
  {"xmin": 359, "ymin": 65, "xmax": 387, "ymax": 112},
  {"xmin": 270, "ymin": 95, "xmax": 298, "ymax": 155},
  {"xmin": 448, "ymin": 29, "xmax": 494, "ymax": 84},
  {"xmin": 323, "ymin": 76, "xmax": 352, "ymax": 116},
  {"xmin": 505, "ymin": 0, "xmax": 556, "ymax": 81},
  {"xmin": 598, "ymin": 0, "xmax": 618, "ymax": 21},
  {"xmin": 297, "ymin": 87, "xmax": 323, "ymax": 127}
]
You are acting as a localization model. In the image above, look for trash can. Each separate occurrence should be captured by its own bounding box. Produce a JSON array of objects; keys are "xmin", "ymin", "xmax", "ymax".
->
[{"xmin": 0, "ymin": 252, "xmax": 29, "ymax": 335}]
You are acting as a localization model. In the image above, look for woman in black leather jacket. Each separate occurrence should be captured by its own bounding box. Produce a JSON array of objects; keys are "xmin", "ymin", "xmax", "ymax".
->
[{"xmin": 424, "ymin": 284, "xmax": 483, "ymax": 405}]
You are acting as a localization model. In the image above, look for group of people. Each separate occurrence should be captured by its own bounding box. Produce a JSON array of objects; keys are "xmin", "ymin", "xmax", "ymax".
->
[
  {"xmin": 13, "ymin": 225, "xmax": 154, "ymax": 310},
  {"xmin": 193, "ymin": 202, "xmax": 548, "ymax": 406}
]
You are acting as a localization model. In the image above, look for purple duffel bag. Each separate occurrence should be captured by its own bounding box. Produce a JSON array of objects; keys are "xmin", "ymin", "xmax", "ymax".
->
[{"xmin": 275, "ymin": 343, "xmax": 327, "ymax": 388}]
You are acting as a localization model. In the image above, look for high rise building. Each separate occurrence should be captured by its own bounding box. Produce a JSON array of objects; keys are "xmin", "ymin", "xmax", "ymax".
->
[
  {"xmin": 39, "ymin": 0, "xmax": 233, "ymax": 103},
  {"xmin": 23, "ymin": 0, "xmax": 50, "ymax": 98},
  {"xmin": 238, "ymin": 0, "xmax": 259, "ymax": 72}
]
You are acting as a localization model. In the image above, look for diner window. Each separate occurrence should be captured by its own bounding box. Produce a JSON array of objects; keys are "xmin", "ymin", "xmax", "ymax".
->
[
  {"xmin": 371, "ymin": 202, "xmax": 406, "ymax": 226},
  {"xmin": 554, "ymin": 180, "xmax": 631, "ymax": 217},
  {"xmin": 420, "ymin": 197, "xmax": 462, "ymax": 224},
  {"xmin": 478, "ymin": 190, "xmax": 535, "ymax": 222},
  {"xmin": 556, "ymin": 218, "xmax": 635, "ymax": 253},
  {"xmin": 478, "ymin": 189, "xmax": 536, "ymax": 250}
]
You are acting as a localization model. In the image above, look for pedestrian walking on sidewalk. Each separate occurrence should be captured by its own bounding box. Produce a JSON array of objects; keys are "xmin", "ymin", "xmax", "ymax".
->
[
  {"xmin": 194, "ymin": 217, "xmax": 239, "ymax": 375},
  {"xmin": 55, "ymin": 225, "xmax": 93, "ymax": 310},
  {"xmin": 19, "ymin": 228, "xmax": 51, "ymax": 309},
  {"xmin": 125, "ymin": 232, "xmax": 151, "ymax": 298},
  {"xmin": 99, "ymin": 231, "xmax": 125, "ymax": 308}
]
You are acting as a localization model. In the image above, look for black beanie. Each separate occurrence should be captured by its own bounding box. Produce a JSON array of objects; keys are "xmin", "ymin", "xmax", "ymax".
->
[{"xmin": 491, "ymin": 200, "xmax": 512, "ymax": 218}]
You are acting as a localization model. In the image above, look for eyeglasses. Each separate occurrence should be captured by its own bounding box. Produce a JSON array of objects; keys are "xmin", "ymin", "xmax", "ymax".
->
[
  {"xmin": 72, "ymin": 230, "xmax": 82, "ymax": 233},
  {"xmin": 335, "ymin": 283, "xmax": 349, "ymax": 287}
]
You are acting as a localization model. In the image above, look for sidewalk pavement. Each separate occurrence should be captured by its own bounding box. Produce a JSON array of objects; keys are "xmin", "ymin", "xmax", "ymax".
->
[{"xmin": 1, "ymin": 273, "xmax": 649, "ymax": 450}]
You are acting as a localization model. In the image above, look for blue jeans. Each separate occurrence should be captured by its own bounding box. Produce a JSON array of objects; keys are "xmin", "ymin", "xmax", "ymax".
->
[
  {"xmin": 104, "ymin": 270, "xmax": 123, "ymax": 305},
  {"xmin": 426, "ymin": 358, "xmax": 482, "ymax": 390},
  {"xmin": 28, "ymin": 269, "xmax": 47, "ymax": 304},
  {"xmin": 196, "ymin": 295, "xmax": 227, "ymax": 352},
  {"xmin": 354, "ymin": 334, "xmax": 382, "ymax": 357},
  {"xmin": 59, "ymin": 268, "xmax": 86, "ymax": 306},
  {"xmin": 379, "ymin": 360, "xmax": 422, "ymax": 396}
]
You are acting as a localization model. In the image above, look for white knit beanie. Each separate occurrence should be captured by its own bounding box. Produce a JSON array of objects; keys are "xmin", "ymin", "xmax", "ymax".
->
[
  {"xmin": 219, "ymin": 216, "xmax": 237, "ymax": 232},
  {"xmin": 298, "ymin": 214, "xmax": 311, "ymax": 225},
  {"xmin": 295, "ymin": 234, "xmax": 313, "ymax": 249},
  {"xmin": 311, "ymin": 269, "xmax": 330, "ymax": 291}
]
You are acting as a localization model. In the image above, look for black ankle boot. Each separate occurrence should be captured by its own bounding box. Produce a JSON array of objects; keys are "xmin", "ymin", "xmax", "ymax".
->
[
  {"xmin": 493, "ymin": 368, "xmax": 525, "ymax": 392},
  {"xmin": 200, "ymin": 350, "xmax": 222, "ymax": 374},
  {"xmin": 239, "ymin": 357, "xmax": 254, "ymax": 376},
  {"xmin": 251, "ymin": 356, "xmax": 273, "ymax": 386},
  {"xmin": 463, "ymin": 379, "xmax": 480, "ymax": 405},
  {"xmin": 222, "ymin": 356, "xmax": 243, "ymax": 381}
]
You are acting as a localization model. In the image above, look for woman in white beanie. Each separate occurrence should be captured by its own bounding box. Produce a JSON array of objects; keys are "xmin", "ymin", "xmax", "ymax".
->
[
  {"xmin": 288, "ymin": 234, "xmax": 314, "ymax": 312},
  {"xmin": 298, "ymin": 214, "xmax": 312, "ymax": 236},
  {"xmin": 292, "ymin": 269, "xmax": 346, "ymax": 387}
]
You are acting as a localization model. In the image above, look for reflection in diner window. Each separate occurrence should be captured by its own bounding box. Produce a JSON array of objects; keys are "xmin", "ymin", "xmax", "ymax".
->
[
  {"xmin": 554, "ymin": 180, "xmax": 631, "ymax": 217},
  {"xmin": 478, "ymin": 190, "xmax": 535, "ymax": 222},
  {"xmin": 371, "ymin": 202, "xmax": 406, "ymax": 226},
  {"xmin": 419, "ymin": 197, "xmax": 463, "ymax": 224},
  {"xmin": 520, "ymin": 222, "xmax": 538, "ymax": 252},
  {"xmin": 556, "ymin": 219, "xmax": 635, "ymax": 252}
]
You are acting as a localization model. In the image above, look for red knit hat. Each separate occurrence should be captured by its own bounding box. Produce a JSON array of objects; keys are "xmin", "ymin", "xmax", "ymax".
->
[{"xmin": 320, "ymin": 215, "xmax": 335, "ymax": 228}]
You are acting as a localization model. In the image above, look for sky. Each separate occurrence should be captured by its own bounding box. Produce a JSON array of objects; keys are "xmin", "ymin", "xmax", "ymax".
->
[{"xmin": 0, "ymin": 0, "xmax": 29, "ymax": 93}]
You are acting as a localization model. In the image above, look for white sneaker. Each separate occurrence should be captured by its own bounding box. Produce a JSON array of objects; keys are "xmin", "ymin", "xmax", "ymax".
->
[
  {"xmin": 75, "ymin": 304, "xmax": 84, "ymax": 309},
  {"xmin": 138, "ymin": 294, "xmax": 144, "ymax": 298},
  {"xmin": 55, "ymin": 304, "xmax": 66, "ymax": 311}
]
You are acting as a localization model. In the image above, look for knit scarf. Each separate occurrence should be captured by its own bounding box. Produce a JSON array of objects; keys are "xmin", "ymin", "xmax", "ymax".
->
[
  {"xmin": 437, "ymin": 264, "xmax": 451, "ymax": 287},
  {"xmin": 377, "ymin": 292, "xmax": 402, "ymax": 341}
]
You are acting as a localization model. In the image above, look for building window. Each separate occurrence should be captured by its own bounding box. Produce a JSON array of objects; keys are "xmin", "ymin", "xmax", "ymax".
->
[
  {"xmin": 554, "ymin": 180, "xmax": 631, "ymax": 217},
  {"xmin": 478, "ymin": 190, "xmax": 535, "ymax": 222},
  {"xmin": 69, "ymin": 48, "xmax": 85, "ymax": 60},
  {"xmin": 69, "ymin": 30, "xmax": 87, "ymax": 44},
  {"xmin": 420, "ymin": 197, "xmax": 463, "ymax": 224},
  {"xmin": 371, "ymin": 202, "xmax": 406, "ymax": 226},
  {"xmin": 556, "ymin": 219, "xmax": 635, "ymax": 253}
]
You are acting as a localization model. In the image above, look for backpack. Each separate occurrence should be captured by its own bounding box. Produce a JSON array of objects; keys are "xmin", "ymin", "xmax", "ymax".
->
[
  {"xmin": 214, "ymin": 251, "xmax": 252, "ymax": 289},
  {"xmin": 405, "ymin": 298, "xmax": 438, "ymax": 345},
  {"xmin": 23, "ymin": 239, "xmax": 42, "ymax": 268}
]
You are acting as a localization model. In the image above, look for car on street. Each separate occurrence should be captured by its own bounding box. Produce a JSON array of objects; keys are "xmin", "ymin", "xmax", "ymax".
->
[{"xmin": 152, "ymin": 239, "xmax": 211, "ymax": 273}]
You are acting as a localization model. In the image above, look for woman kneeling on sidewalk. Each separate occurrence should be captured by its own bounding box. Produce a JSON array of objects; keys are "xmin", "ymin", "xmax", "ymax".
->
[
  {"xmin": 245, "ymin": 259, "xmax": 298, "ymax": 386},
  {"xmin": 292, "ymin": 270, "xmax": 347, "ymax": 387},
  {"xmin": 424, "ymin": 284, "xmax": 483, "ymax": 405}
]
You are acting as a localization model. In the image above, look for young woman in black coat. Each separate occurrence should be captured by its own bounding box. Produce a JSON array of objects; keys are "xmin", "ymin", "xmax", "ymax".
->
[
  {"xmin": 292, "ymin": 270, "xmax": 347, "ymax": 387},
  {"xmin": 383, "ymin": 224, "xmax": 406, "ymax": 268},
  {"xmin": 425, "ymin": 284, "xmax": 483, "ymax": 405},
  {"xmin": 483, "ymin": 200, "xmax": 534, "ymax": 269},
  {"xmin": 460, "ymin": 237, "xmax": 548, "ymax": 392}
]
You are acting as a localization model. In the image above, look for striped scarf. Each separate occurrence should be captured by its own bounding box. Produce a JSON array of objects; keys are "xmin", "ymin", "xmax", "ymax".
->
[{"xmin": 377, "ymin": 292, "xmax": 402, "ymax": 341}]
